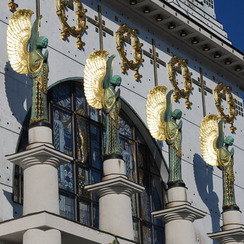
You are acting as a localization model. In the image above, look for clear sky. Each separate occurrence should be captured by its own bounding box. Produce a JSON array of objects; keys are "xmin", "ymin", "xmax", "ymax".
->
[{"xmin": 214, "ymin": 0, "xmax": 244, "ymax": 53}]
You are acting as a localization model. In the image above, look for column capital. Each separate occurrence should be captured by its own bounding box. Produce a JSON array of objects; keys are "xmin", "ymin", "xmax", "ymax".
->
[
  {"xmin": 6, "ymin": 144, "xmax": 72, "ymax": 169},
  {"xmin": 85, "ymin": 176, "xmax": 144, "ymax": 197},
  {"xmin": 152, "ymin": 203, "xmax": 207, "ymax": 223},
  {"xmin": 208, "ymin": 227, "xmax": 244, "ymax": 244}
]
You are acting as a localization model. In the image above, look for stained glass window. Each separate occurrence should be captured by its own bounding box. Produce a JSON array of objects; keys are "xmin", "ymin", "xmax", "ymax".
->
[{"xmin": 16, "ymin": 80, "xmax": 166, "ymax": 243}]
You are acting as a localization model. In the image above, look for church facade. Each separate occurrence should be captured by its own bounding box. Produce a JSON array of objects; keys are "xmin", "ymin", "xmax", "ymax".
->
[{"xmin": 0, "ymin": 0, "xmax": 244, "ymax": 243}]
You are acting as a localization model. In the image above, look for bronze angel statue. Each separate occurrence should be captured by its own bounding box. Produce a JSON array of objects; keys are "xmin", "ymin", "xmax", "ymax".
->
[
  {"xmin": 199, "ymin": 115, "xmax": 238, "ymax": 210},
  {"xmin": 84, "ymin": 50, "xmax": 122, "ymax": 156},
  {"xmin": 146, "ymin": 86, "xmax": 185, "ymax": 187},
  {"xmin": 7, "ymin": 9, "xmax": 49, "ymax": 125}
]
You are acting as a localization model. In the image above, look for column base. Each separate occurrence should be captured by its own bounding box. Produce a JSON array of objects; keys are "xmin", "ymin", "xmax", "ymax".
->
[
  {"xmin": 166, "ymin": 186, "xmax": 188, "ymax": 208},
  {"xmin": 208, "ymin": 209, "xmax": 244, "ymax": 244}
]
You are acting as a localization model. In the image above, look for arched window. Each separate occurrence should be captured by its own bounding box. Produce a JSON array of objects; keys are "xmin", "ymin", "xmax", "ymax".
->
[{"xmin": 15, "ymin": 79, "xmax": 166, "ymax": 243}]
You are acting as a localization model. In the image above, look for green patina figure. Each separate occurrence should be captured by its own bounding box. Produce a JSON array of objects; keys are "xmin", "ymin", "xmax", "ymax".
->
[
  {"xmin": 164, "ymin": 90, "xmax": 184, "ymax": 186},
  {"xmin": 28, "ymin": 16, "xmax": 49, "ymax": 124},
  {"xmin": 7, "ymin": 10, "xmax": 49, "ymax": 125},
  {"xmin": 216, "ymin": 119, "xmax": 238, "ymax": 210},
  {"xmin": 101, "ymin": 55, "xmax": 122, "ymax": 156}
]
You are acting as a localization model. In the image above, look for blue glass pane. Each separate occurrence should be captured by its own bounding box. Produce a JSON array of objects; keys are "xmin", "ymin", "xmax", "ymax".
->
[
  {"xmin": 78, "ymin": 166, "xmax": 90, "ymax": 198},
  {"xmin": 53, "ymin": 84, "xmax": 71, "ymax": 109},
  {"xmin": 58, "ymin": 162, "xmax": 74, "ymax": 192},
  {"xmin": 133, "ymin": 219, "xmax": 139, "ymax": 242},
  {"xmin": 154, "ymin": 217, "xmax": 164, "ymax": 228},
  {"xmin": 120, "ymin": 137, "xmax": 135, "ymax": 181},
  {"xmin": 139, "ymin": 169, "xmax": 151, "ymax": 222},
  {"xmin": 53, "ymin": 107, "xmax": 73, "ymax": 156},
  {"xmin": 90, "ymin": 106, "xmax": 101, "ymax": 122},
  {"xmin": 92, "ymin": 170, "xmax": 102, "ymax": 184},
  {"xmin": 77, "ymin": 117, "xmax": 89, "ymax": 164},
  {"xmin": 93, "ymin": 203, "xmax": 99, "ymax": 228},
  {"xmin": 150, "ymin": 155, "xmax": 160, "ymax": 176},
  {"xmin": 75, "ymin": 83, "xmax": 87, "ymax": 113},
  {"xmin": 59, "ymin": 193, "xmax": 75, "ymax": 220},
  {"xmin": 131, "ymin": 195, "xmax": 137, "ymax": 217},
  {"xmin": 79, "ymin": 200, "xmax": 91, "ymax": 226},
  {"xmin": 119, "ymin": 115, "xmax": 132, "ymax": 138},
  {"xmin": 155, "ymin": 227, "xmax": 165, "ymax": 244},
  {"xmin": 142, "ymin": 224, "xmax": 152, "ymax": 244},
  {"xmin": 92, "ymin": 170, "xmax": 102, "ymax": 202},
  {"xmin": 152, "ymin": 176, "xmax": 163, "ymax": 211},
  {"xmin": 90, "ymin": 124, "xmax": 102, "ymax": 170},
  {"xmin": 138, "ymin": 146, "xmax": 148, "ymax": 169}
]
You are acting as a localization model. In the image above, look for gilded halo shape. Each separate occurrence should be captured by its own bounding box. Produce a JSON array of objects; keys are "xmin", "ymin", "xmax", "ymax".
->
[
  {"xmin": 214, "ymin": 82, "xmax": 237, "ymax": 133},
  {"xmin": 7, "ymin": 9, "xmax": 34, "ymax": 74},
  {"xmin": 146, "ymin": 86, "xmax": 168, "ymax": 141},
  {"xmin": 168, "ymin": 55, "xmax": 193, "ymax": 109},
  {"xmin": 84, "ymin": 50, "xmax": 109, "ymax": 109},
  {"xmin": 199, "ymin": 114, "xmax": 219, "ymax": 166}
]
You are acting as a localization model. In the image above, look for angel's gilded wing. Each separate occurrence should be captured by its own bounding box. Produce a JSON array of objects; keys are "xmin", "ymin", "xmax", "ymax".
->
[
  {"xmin": 199, "ymin": 114, "xmax": 219, "ymax": 166},
  {"xmin": 146, "ymin": 86, "xmax": 168, "ymax": 141},
  {"xmin": 84, "ymin": 50, "xmax": 109, "ymax": 109},
  {"xmin": 7, "ymin": 9, "xmax": 34, "ymax": 74}
]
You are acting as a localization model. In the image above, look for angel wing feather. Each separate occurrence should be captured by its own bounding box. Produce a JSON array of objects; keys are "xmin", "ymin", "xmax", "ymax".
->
[
  {"xmin": 84, "ymin": 50, "xmax": 109, "ymax": 109},
  {"xmin": 146, "ymin": 86, "xmax": 168, "ymax": 141},
  {"xmin": 199, "ymin": 114, "xmax": 219, "ymax": 166},
  {"xmin": 7, "ymin": 9, "xmax": 34, "ymax": 74}
]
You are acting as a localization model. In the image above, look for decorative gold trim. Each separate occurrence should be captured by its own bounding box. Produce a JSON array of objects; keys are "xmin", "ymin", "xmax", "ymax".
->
[
  {"xmin": 116, "ymin": 24, "xmax": 144, "ymax": 82},
  {"xmin": 8, "ymin": 0, "xmax": 18, "ymax": 12},
  {"xmin": 56, "ymin": 0, "xmax": 88, "ymax": 50},
  {"xmin": 214, "ymin": 82, "xmax": 237, "ymax": 133},
  {"xmin": 168, "ymin": 55, "xmax": 193, "ymax": 109}
]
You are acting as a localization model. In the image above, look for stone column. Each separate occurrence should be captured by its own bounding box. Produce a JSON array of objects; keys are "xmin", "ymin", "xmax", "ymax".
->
[
  {"xmin": 85, "ymin": 155, "xmax": 144, "ymax": 240},
  {"xmin": 208, "ymin": 208, "xmax": 244, "ymax": 244},
  {"xmin": 6, "ymin": 124, "xmax": 72, "ymax": 244},
  {"xmin": 152, "ymin": 186, "xmax": 206, "ymax": 244}
]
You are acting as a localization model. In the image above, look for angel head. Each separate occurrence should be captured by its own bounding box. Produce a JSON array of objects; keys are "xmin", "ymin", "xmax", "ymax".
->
[
  {"xmin": 111, "ymin": 75, "xmax": 121, "ymax": 87},
  {"xmin": 224, "ymin": 136, "xmax": 234, "ymax": 146},
  {"xmin": 36, "ymin": 36, "xmax": 48, "ymax": 49},
  {"xmin": 172, "ymin": 109, "xmax": 182, "ymax": 120}
]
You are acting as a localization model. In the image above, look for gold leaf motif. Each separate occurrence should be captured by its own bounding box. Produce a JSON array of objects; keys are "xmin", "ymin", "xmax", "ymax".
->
[
  {"xmin": 146, "ymin": 86, "xmax": 168, "ymax": 141},
  {"xmin": 116, "ymin": 24, "xmax": 144, "ymax": 82},
  {"xmin": 84, "ymin": 50, "xmax": 109, "ymax": 109},
  {"xmin": 168, "ymin": 55, "xmax": 193, "ymax": 108},
  {"xmin": 199, "ymin": 114, "xmax": 219, "ymax": 166},
  {"xmin": 56, "ymin": 0, "xmax": 88, "ymax": 49},
  {"xmin": 214, "ymin": 82, "xmax": 237, "ymax": 133},
  {"xmin": 7, "ymin": 9, "xmax": 33, "ymax": 74}
]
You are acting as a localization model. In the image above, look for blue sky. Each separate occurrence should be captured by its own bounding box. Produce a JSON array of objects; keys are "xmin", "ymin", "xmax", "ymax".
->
[{"xmin": 214, "ymin": 0, "xmax": 244, "ymax": 53}]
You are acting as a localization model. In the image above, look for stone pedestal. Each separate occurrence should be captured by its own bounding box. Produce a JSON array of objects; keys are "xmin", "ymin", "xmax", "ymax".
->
[
  {"xmin": 152, "ymin": 186, "xmax": 206, "ymax": 244},
  {"xmin": 6, "ymin": 125, "xmax": 73, "ymax": 244},
  {"xmin": 85, "ymin": 157, "xmax": 144, "ymax": 240},
  {"xmin": 208, "ymin": 209, "xmax": 244, "ymax": 244}
]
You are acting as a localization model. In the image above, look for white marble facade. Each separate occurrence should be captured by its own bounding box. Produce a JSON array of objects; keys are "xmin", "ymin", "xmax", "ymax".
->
[{"xmin": 0, "ymin": 0, "xmax": 244, "ymax": 243}]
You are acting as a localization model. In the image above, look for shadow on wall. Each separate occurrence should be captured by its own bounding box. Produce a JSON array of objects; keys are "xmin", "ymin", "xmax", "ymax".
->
[
  {"xmin": 193, "ymin": 153, "xmax": 221, "ymax": 241},
  {"xmin": 4, "ymin": 62, "xmax": 31, "ymax": 125},
  {"xmin": 3, "ymin": 190, "xmax": 23, "ymax": 219}
]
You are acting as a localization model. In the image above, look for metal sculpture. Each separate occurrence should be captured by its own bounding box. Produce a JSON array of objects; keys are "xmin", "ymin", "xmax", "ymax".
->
[
  {"xmin": 7, "ymin": 9, "xmax": 49, "ymax": 125},
  {"xmin": 84, "ymin": 50, "xmax": 122, "ymax": 156},
  {"xmin": 146, "ymin": 86, "xmax": 184, "ymax": 187},
  {"xmin": 200, "ymin": 114, "xmax": 238, "ymax": 210}
]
